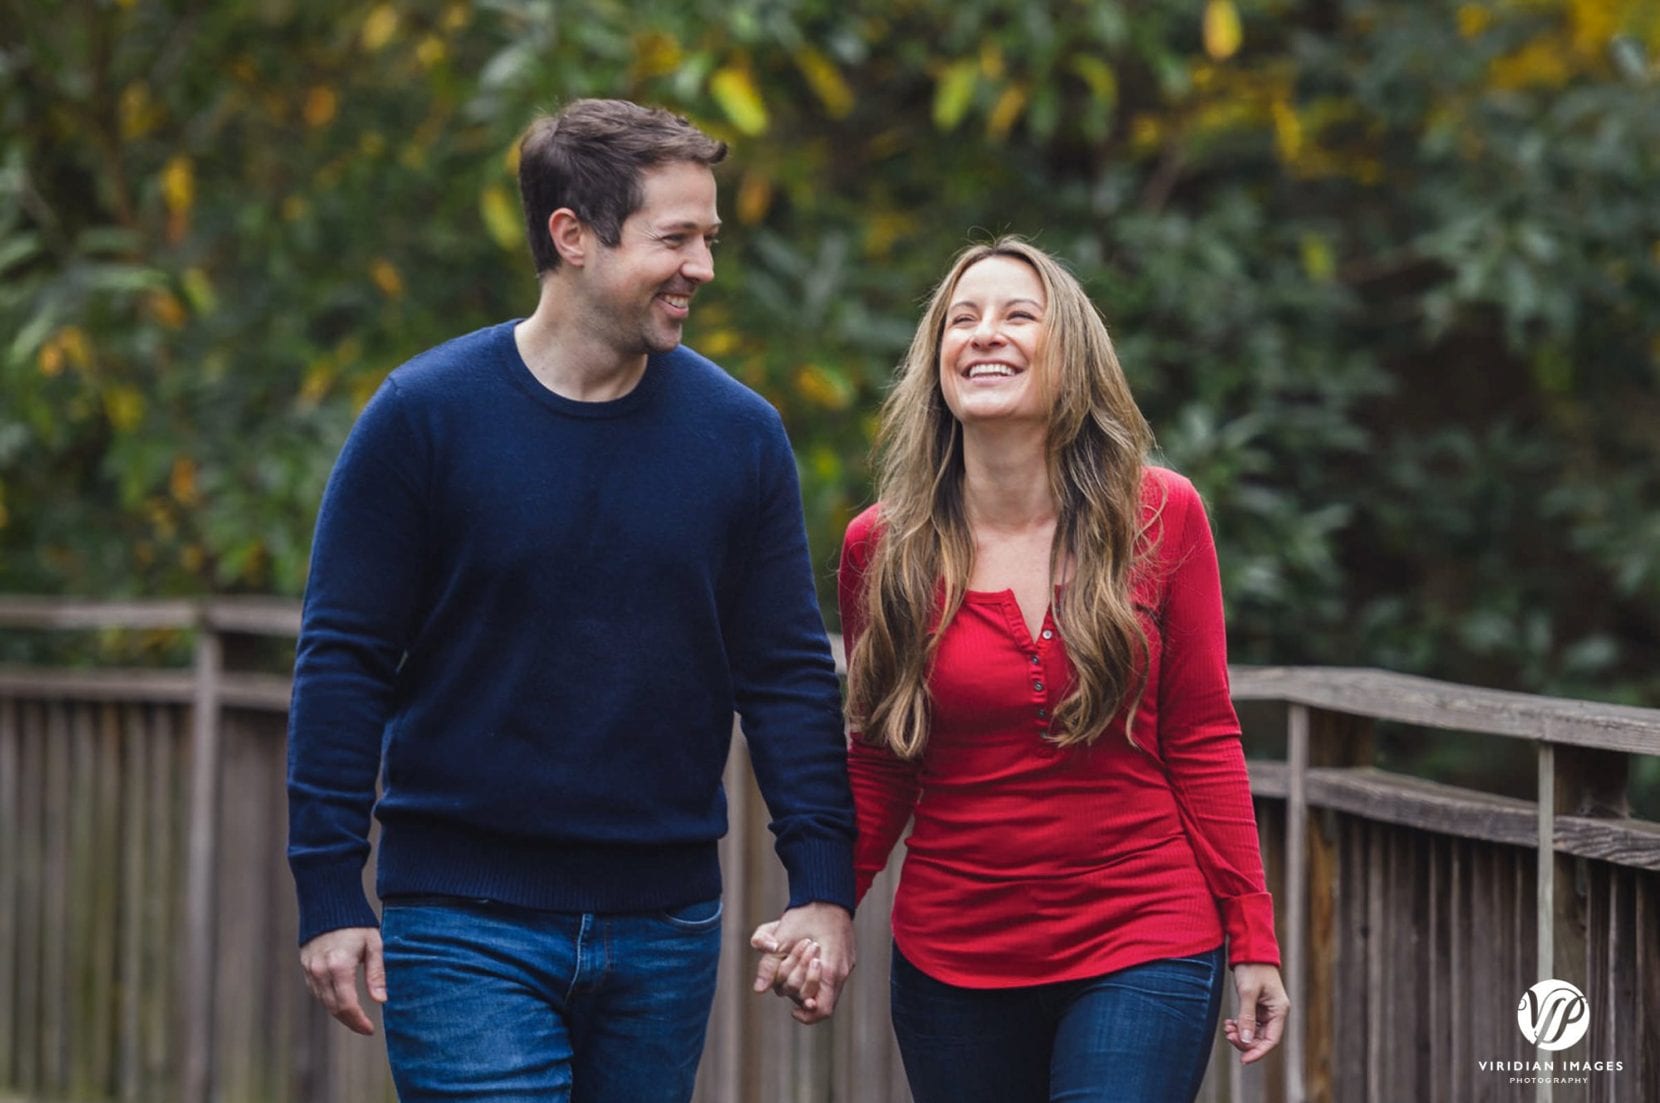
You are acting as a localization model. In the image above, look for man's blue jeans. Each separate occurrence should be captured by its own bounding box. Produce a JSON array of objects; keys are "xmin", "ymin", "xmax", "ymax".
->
[
  {"xmin": 889, "ymin": 942, "xmax": 1226, "ymax": 1103},
  {"xmin": 379, "ymin": 896, "xmax": 723, "ymax": 1103}
]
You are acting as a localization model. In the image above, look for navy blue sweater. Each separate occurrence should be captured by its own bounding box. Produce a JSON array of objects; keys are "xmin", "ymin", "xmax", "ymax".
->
[{"xmin": 286, "ymin": 321, "xmax": 854, "ymax": 945}]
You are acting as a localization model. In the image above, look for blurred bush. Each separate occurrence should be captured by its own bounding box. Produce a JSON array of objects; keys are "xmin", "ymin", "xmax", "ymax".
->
[{"xmin": 2, "ymin": 0, "xmax": 1658, "ymax": 715}]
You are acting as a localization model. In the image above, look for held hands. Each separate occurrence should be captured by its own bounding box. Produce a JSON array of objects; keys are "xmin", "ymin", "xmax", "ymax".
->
[
  {"xmin": 1224, "ymin": 963, "xmax": 1290, "ymax": 1065},
  {"xmin": 299, "ymin": 926, "xmax": 386, "ymax": 1035},
  {"xmin": 749, "ymin": 902, "xmax": 856, "ymax": 1025}
]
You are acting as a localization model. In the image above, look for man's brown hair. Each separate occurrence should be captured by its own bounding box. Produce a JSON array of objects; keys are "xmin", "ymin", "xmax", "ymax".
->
[{"xmin": 518, "ymin": 99, "xmax": 727, "ymax": 275}]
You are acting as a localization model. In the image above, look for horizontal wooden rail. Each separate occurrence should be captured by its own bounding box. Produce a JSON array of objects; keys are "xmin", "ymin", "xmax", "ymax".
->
[
  {"xmin": 0, "ymin": 667, "xmax": 291, "ymax": 710},
  {"xmin": 1248, "ymin": 761, "xmax": 1660, "ymax": 871},
  {"xmin": 0, "ymin": 596, "xmax": 301, "ymax": 636},
  {"xmin": 1233, "ymin": 666, "xmax": 1660, "ymax": 755}
]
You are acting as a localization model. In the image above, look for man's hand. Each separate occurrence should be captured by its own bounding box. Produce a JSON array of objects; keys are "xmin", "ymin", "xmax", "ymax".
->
[
  {"xmin": 749, "ymin": 902, "xmax": 856, "ymax": 1025},
  {"xmin": 1223, "ymin": 963, "xmax": 1290, "ymax": 1065},
  {"xmin": 300, "ymin": 926, "xmax": 386, "ymax": 1035}
]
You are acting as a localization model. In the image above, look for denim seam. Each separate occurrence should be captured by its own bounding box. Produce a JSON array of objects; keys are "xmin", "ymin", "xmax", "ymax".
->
[{"xmin": 565, "ymin": 913, "xmax": 591, "ymax": 1003}]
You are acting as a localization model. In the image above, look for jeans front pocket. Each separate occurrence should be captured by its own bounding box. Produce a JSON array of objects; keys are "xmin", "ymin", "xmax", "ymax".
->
[{"xmin": 656, "ymin": 895, "xmax": 723, "ymax": 931}]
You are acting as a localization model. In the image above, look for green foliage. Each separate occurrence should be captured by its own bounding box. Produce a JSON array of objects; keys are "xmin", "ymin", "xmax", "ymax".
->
[{"xmin": 3, "ymin": 0, "xmax": 1660, "ymax": 711}]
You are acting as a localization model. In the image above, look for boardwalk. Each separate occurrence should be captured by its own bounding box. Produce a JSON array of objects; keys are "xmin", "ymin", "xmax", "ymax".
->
[{"xmin": 1, "ymin": 597, "xmax": 1657, "ymax": 1102}]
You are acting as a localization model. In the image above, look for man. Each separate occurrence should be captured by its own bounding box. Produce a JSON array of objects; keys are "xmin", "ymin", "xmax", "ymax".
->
[{"xmin": 287, "ymin": 99, "xmax": 855, "ymax": 1102}]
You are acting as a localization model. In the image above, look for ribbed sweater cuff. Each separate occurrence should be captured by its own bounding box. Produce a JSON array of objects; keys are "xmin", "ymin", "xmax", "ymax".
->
[
  {"xmin": 1221, "ymin": 890, "xmax": 1281, "ymax": 967},
  {"xmin": 294, "ymin": 861, "xmax": 380, "ymax": 946},
  {"xmin": 781, "ymin": 838, "xmax": 856, "ymax": 914}
]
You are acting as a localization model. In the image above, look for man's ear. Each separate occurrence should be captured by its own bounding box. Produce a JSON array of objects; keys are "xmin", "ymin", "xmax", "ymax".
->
[{"xmin": 548, "ymin": 208, "xmax": 588, "ymax": 267}]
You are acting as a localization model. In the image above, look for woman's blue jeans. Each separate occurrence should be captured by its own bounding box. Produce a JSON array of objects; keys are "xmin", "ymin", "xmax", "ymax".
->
[
  {"xmin": 889, "ymin": 942, "xmax": 1226, "ymax": 1103},
  {"xmin": 379, "ymin": 896, "xmax": 723, "ymax": 1103}
]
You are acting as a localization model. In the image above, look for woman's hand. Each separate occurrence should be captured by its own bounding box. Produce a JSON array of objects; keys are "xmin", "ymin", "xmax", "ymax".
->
[
  {"xmin": 1223, "ymin": 963, "xmax": 1289, "ymax": 1065},
  {"xmin": 749, "ymin": 919, "xmax": 826, "ymax": 1023}
]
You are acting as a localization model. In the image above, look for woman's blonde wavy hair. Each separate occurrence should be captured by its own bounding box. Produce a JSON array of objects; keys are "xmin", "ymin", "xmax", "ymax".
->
[{"xmin": 847, "ymin": 238, "xmax": 1157, "ymax": 760}]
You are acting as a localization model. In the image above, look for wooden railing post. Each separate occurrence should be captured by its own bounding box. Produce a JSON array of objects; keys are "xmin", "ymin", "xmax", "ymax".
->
[
  {"xmin": 1538, "ymin": 742, "xmax": 1629, "ymax": 1103},
  {"xmin": 1282, "ymin": 705, "xmax": 1309, "ymax": 1103},
  {"xmin": 1536, "ymin": 743, "xmax": 1557, "ymax": 1103},
  {"xmin": 182, "ymin": 612, "xmax": 222, "ymax": 1103},
  {"xmin": 1302, "ymin": 708, "xmax": 1374, "ymax": 1103}
]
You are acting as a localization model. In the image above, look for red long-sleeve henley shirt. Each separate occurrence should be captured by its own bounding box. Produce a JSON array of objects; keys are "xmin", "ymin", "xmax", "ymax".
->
[{"xmin": 845, "ymin": 466, "xmax": 1280, "ymax": 988}]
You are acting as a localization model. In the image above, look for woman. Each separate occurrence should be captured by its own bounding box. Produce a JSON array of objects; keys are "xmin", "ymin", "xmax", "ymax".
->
[{"xmin": 763, "ymin": 239, "xmax": 1288, "ymax": 1101}]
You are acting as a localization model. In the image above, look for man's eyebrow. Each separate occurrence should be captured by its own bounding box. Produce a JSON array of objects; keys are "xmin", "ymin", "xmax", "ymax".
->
[{"xmin": 653, "ymin": 219, "xmax": 723, "ymax": 233}]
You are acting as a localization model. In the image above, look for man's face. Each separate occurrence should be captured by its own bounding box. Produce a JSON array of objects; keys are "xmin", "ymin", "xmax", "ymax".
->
[{"xmin": 583, "ymin": 161, "xmax": 720, "ymax": 357}]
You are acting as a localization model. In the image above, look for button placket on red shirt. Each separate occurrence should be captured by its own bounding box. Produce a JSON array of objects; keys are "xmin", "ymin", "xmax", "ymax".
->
[{"xmin": 1032, "ymin": 611, "xmax": 1056, "ymax": 751}]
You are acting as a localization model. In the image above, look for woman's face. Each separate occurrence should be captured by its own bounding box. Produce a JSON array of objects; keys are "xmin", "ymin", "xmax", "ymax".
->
[{"xmin": 937, "ymin": 255, "xmax": 1049, "ymax": 428}]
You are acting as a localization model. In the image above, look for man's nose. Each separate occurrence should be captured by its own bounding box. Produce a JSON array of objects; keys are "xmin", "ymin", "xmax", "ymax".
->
[{"xmin": 682, "ymin": 240, "xmax": 715, "ymax": 284}]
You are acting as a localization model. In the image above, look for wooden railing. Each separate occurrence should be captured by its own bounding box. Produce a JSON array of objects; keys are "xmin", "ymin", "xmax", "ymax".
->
[
  {"xmin": 1230, "ymin": 669, "xmax": 1660, "ymax": 1103},
  {"xmin": 1, "ymin": 598, "xmax": 1657, "ymax": 1103}
]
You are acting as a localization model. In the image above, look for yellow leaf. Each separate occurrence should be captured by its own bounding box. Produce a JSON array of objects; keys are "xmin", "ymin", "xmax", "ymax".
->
[
  {"xmin": 634, "ymin": 31, "xmax": 684, "ymax": 80},
  {"xmin": 282, "ymin": 196, "xmax": 309, "ymax": 222},
  {"xmin": 979, "ymin": 41, "xmax": 1005, "ymax": 80},
  {"xmin": 480, "ymin": 184, "xmax": 522, "ymax": 250},
  {"xmin": 299, "ymin": 361, "xmax": 336, "ymax": 405},
  {"xmin": 39, "ymin": 339, "xmax": 64, "ymax": 377},
  {"xmin": 169, "ymin": 457, "xmax": 200, "ymax": 506},
  {"xmin": 737, "ymin": 171, "xmax": 773, "ymax": 225},
  {"xmin": 361, "ymin": 5, "xmax": 399, "ymax": 52},
  {"xmin": 1130, "ymin": 115, "xmax": 1163, "ymax": 153},
  {"xmin": 351, "ymin": 374, "xmax": 383, "ymax": 414},
  {"xmin": 162, "ymin": 156, "xmax": 195, "ymax": 214},
  {"xmin": 441, "ymin": 4, "xmax": 469, "ymax": 33},
  {"xmin": 371, "ymin": 258, "xmax": 405, "ymax": 298},
  {"xmin": 1069, "ymin": 56, "xmax": 1118, "ymax": 108},
  {"xmin": 809, "ymin": 443, "xmax": 842, "ymax": 482},
  {"xmin": 417, "ymin": 35, "xmax": 447, "ymax": 68},
  {"xmin": 104, "ymin": 386, "xmax": 145, "ymax": 430},
  {"xmin": 182, "ymin": 268, "xmax": 218, "ymax": 315},
  {"xmin": 1271, "ymin": 99, "xmax": 1303, "ymax": 162},
  {"xmin": 1488, "ymin": 38, "xmax": 1574, "ymax": 90},
  {"xmin": 1299, "ymin": 234, "xmax": 1335, "ymax": 282},
  {"xmin": 1456, "ymin": 5, "xmax": 1491, "ymax": 39},
  {"xmin": 710, "ymin": 66, "xmax": 768, "ymax": 136},
  {"xmin": 794, "ymin": 47, "xmax": 854, "ymax": 118},
  {"xmin": 1203, "ymin": 0, "xmax": 1243, "ymax": 61},
  {"xmin": 145, "ymin": 499, "xmax": 177, "ymax": 539},
  {"xmin": 181, "ymin": 544, "xmax": 206, "ymax": 573},
  {"xmin": 701, "ymin": 329, "xmax": 740, "ymax": 357},
  {"xmin": 304, "ymin": 86, "xmax": 338, "ymax": 128},
  {"xmin": 933, "ymin": 60, "xmax": 979, "ymax": 131},
  {"xmin": 1568, "ymin": 0, "xmax": 1619, "ymax": 60},
  {"xmin": 147, "ymin": 290, "xmax": 187, "ymax": 329},
  {"xmin": 795, "ymin": 364, "xmax": 853, "ymax": 411},
  {"xmin": 862, "ymin": 210, "xmax": 912, "ymax": 259},
  {"xmin": 41, "ymin": 327, "xmax": 93, "ymax": 376},
  {"xmin": 986, "ymin": 84, "xmax": 1028, "ymax": 141},
  {"xmin": 61, "ymin": 326, "xmax": 90, "ymax": 368},
  {"xmin": 120, "ymin": 83, "xmax": 162, "ymax": 139}
]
